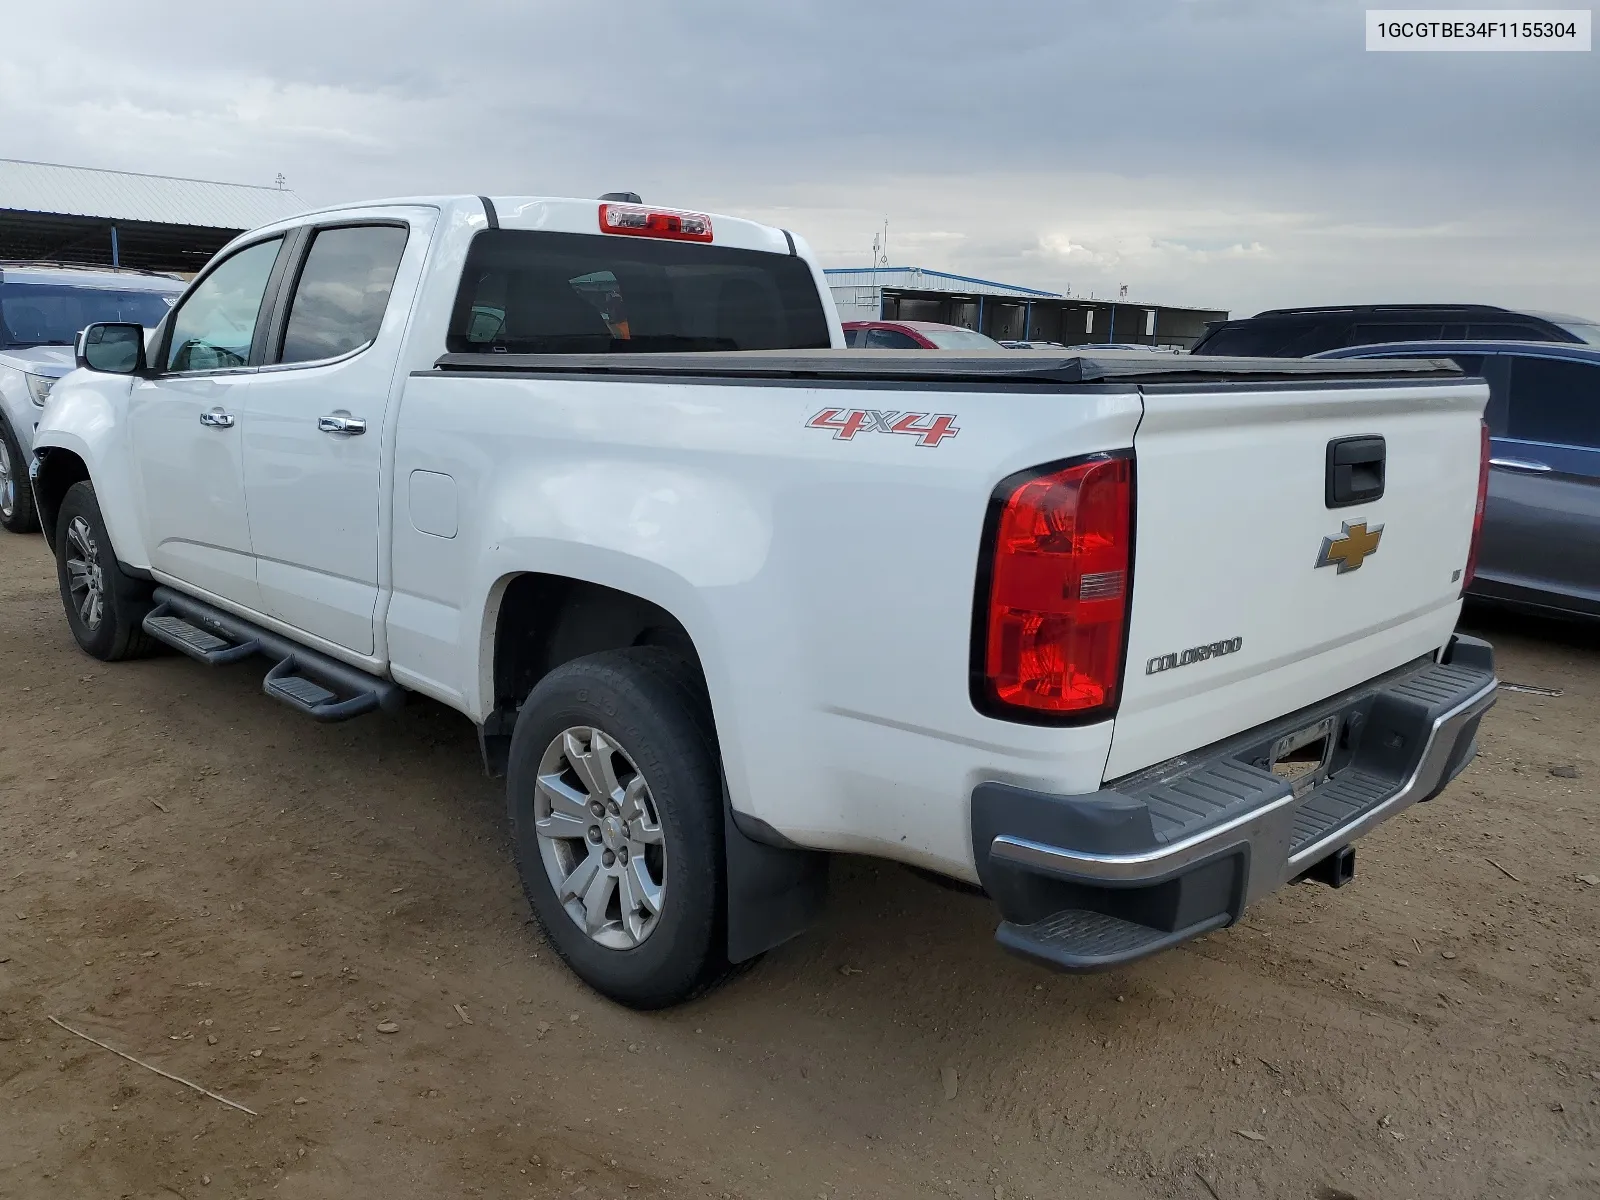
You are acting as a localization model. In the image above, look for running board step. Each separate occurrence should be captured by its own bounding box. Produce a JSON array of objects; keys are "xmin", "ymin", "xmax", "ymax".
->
[
  {"xmin": 996, "ymin": 908, "xmax": 1229, "ymax": 973},
  {"xmin": 143, "ymin": 605, "xmax": 262, "ymax": 665},
  {"xmin": 143, "ymin": 585, "xmax": 404, "ymax": 723},
  {"xmin": 264, "ymin": 656, "xmax": 382, "ymax": 722}
]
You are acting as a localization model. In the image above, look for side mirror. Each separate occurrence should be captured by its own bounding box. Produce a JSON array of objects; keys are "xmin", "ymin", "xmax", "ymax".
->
[{"xmin": 77, "ymin": 322, "xmax": 148, "ymax": 374}]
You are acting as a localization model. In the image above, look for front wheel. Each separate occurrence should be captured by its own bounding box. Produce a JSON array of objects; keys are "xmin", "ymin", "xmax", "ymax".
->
[
  {"xmin": 0, "ymin": 418, "xmax": 39, "ymax": 533},
  {"xmin": 507, "ymin": 647, "xmax": 730, "ymax": 1009},
  {"xmin": 54, "ymin": 481, "xmax": 157, "ymax": 661}
]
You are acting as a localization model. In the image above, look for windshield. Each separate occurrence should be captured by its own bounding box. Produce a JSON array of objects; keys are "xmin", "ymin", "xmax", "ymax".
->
[
  {"xmin": 0, "ymin": 282, "xmax": 176, "ymax": 349},
  {"xmin": 1556, "ymin": 320, "xmax": 1600, "ymax": 347},
  {"xmin": 922, "ymin": 327, "xmax": 1002, "ymax": 349}
]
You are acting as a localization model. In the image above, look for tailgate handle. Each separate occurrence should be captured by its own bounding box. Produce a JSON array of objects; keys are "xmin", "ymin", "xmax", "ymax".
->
[{"xmin": 1326, "ymin": 435, "xmax": 1386, "ymax": 508}]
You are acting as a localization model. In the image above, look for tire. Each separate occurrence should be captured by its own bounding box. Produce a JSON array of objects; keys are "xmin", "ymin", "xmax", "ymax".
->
[
  {"xmin": 507, "ymin": 646, "xmax": 731, "ymax": 1009},
  {"xmin": 0, "ymin": 417, "xmax": 39, "ymax": 534},
  {"xmin": 54, "ymin": 481, "xmax": 159, "ymax": 662}
]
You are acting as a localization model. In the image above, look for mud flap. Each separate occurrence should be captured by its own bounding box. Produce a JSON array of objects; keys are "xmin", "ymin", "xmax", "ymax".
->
[{"xmin": 724, "ymin": 789, "xmax": 829, "ymax": 964}]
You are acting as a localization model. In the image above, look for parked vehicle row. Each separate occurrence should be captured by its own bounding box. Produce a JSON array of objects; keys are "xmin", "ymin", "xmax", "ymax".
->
[
  {"xmin": 0, "ymin": 264, "xmax": 183, "ymax": 532},
  {"xmin": 838, "ymin": 322, "xmax": 1184, "ymax": 353},
  {"xmin": 1192, "ymin": 303, "xmax": 1599, "ymax": 358},
  {"xmin": 27, "ymin": 192, "xmax": 1495, "ymax": 1008}
]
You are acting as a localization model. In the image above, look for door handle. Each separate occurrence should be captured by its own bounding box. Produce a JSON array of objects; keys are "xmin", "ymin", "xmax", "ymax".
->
[
  {"xmin": 198, "ymin": 408, "xmax": 235, "ymax": 429},
  {"xmin": 1488, "ymin": 457, "xmax": 1551, "ymax": 473},
  {"xmin": 318, "ymin": 413, "xmax": 367, "ymax": 436}
]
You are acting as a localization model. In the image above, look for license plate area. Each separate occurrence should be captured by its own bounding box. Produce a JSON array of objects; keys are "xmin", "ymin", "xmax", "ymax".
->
[{"xmin": 1269, "ymin": 715, "xmax": 1337, "ymax": 798}]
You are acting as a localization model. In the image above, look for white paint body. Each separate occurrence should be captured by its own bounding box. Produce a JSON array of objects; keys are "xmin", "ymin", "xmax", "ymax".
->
[{"xmin": 33, "ymin": 196, "xmax": 1487, "ymax": 883}]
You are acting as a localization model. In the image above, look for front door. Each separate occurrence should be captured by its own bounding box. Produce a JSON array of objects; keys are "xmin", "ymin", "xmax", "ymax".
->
[
  {"xmin": 241, "ymin": 221, "xmax": 414, "ymax": 657},
  {"xmin": 1480, "ymin": 352, "xmax": 1600, "ymax": 615},
  {"xmin": 129, "ymin": 235, "xmax": 287, "ymax": 609}
]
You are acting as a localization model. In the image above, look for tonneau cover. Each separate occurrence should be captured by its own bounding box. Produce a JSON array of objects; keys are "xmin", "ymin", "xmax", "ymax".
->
[{"xmin": 430, "ymin": 348, "xmax": 1466, "ymax": 387}]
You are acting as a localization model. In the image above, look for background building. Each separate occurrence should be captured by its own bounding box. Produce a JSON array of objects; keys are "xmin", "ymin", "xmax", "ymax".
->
[
  {"xmin": 0, "ymin": 159, "xmax": 306, "ymax": 276},
  {"xmin": 827, "ymin": 266, "xmax": 1227, "ymax": 349}
]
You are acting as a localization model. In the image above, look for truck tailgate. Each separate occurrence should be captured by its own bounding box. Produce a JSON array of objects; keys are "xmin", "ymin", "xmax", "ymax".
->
[{"xmin": 1106, "ymin": 378, "xmax": 1487, "ymax": 779}]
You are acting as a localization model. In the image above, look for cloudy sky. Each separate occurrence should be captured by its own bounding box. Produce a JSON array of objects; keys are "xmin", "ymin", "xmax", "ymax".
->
[{"xmin": 5, "ymin": 0, "xmax": 1595, "ymax": 318}]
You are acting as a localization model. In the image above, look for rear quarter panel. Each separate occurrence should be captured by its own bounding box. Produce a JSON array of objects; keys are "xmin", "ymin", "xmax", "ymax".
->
[{"xmin": 388, "ymin": 373, "xmax": 1141, "ymax": 877}]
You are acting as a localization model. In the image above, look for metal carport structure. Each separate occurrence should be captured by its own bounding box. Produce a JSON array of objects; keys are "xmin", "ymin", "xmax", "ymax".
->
[{"xmin": 0, "ymin": 159, "xmax": 306, "ymax": 275}]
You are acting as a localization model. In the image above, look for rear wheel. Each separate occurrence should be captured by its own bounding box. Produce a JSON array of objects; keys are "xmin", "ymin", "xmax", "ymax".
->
[
  {"xmin": 54, "ymin": 481, "xmax": 157, "ymax": 661},
  {"xmin": 0, "ymin": 419, "xmax": 39, "ymax": 533},
  {"xmin": 507, "ymin": 647, "xmax": 730, "ymax": 1009}
]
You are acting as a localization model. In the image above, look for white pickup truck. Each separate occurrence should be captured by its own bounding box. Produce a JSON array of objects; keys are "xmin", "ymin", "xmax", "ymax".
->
[{"xmin": 31, "ymin": 193, "xmax": 1497, "ymax": 1008}]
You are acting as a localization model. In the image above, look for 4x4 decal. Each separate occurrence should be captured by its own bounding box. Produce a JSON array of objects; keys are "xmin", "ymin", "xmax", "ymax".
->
[{"xmin": 805, "ymin": 407, "xmax": 960, "ymax": 447}]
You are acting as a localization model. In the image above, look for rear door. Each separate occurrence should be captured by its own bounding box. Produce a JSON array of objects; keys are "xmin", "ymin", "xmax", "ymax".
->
[
  {"xmin": 241, "ymin": 213, "xmax": 428, "ymax": 657},
  {"xmin": 1477, "ymin": 353, "xmax": 1600, "ymax": 614},
  {"xmin": 1105, "ymin": 376, "xmax": 1487, "ymax": 778}
]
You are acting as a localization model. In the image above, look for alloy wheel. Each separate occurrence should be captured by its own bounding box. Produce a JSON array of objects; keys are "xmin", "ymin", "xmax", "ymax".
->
[
  {"xmin": 64, "ymin": 515, "xmax": 106, "ymax": 630},
  {"xmin": 0, "ymin": 437, "xmax": 13, "ymax": 520},
  {"xmin": 534, "ymin": 726, "xmax": 667, "ymax": 950}
]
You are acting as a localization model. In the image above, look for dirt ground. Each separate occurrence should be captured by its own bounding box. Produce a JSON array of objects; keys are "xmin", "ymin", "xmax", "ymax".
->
[{"xmin": 0, "ymin": 531, "xmax": 1595, "ymax": 1200}]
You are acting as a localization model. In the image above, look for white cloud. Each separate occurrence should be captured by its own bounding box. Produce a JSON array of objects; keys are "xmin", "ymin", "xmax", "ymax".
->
[{"xmin": 1, "ymin": 0, "xmax": 1592, "ymax": 319}]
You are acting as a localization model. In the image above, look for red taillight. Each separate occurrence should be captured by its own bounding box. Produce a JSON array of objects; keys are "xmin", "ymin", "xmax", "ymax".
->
[
  {"xmin": 1463, "ymin": 419, "xmax": 1490, "ymax": 590},
  {"xmin": 599, "ymin": 203, "xmax": 713, "ymax": 242},
  {"xmin": 977, "ymin": 454, "xmax": 1134, "ymax": 719}
]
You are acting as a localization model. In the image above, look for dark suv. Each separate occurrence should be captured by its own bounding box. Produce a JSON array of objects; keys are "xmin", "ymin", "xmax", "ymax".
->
[
  {"xmin": 1192, "ymin": 304, "xmax": 1600, "ymax": 358},
  {"xmin": 1319, "ymin": 340, "xmax": 1600, "ymax": 619}
]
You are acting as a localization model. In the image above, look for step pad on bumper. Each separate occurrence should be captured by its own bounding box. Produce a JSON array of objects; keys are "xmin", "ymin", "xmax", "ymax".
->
[
  {"xmin": 997, "ymin": 909, "xmax": 1230, "ymax": 973},
  {"xmin": 1288, "ymin": 767, "xmax": 1390, "ymax": 853},
  {"xmin": 1127, "ymin": 658, "xmax": 1494, "ymax": 849},
  {"xmin": 972, "ymin": 634, "xmax": 1497, "ymax": 975}
]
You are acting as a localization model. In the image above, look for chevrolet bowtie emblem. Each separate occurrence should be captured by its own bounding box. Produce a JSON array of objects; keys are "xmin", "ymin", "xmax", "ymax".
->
[{"xmin": 1316, "ymin": 520, "xmax": 1384, "ymax": 574}]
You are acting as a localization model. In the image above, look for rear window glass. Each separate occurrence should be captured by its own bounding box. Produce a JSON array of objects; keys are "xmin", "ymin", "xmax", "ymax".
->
[
  {"xmin": 1556, "ymin": 320, "xmax": 1600, "ymax": 347},
  {"xmin": 447, "ymin": 230, "xmax": 831, "ymax": 354},
  {"xmin": 922, "ymin": 327, "xmax": 1001, "ymax": 349},
  {"xmin": 1192, "ymin": 323, "xmax": 1293, "ymax": 356},
  {"xmin": 1193, "ymin": 319, "xmax": 1333, "ymax": 357}
]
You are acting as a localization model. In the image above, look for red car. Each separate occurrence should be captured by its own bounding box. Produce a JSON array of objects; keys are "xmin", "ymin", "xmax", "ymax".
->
[{"xmin": 841, "ymin": 320, "xmax": 1003, "ymax": 350}]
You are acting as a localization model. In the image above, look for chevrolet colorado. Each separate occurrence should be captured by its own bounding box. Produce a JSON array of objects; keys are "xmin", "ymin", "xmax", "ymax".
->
[{"xmin": 30, "ymin": 194, "xmax": 1496, "ymax": 1007}]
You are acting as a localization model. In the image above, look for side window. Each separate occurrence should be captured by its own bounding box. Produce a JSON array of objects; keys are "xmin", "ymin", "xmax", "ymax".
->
[
  {"xmin": 864, "ymin": 327, "xmax": 920, "ymax": 349},
  {"xmin": 1469, "ymin": 323, "xmax": 1556, "ymax": 341},
  {"xmin": 1280, "ymin": 320, "xmax": 1351, "ymax": 356},
  {"xmin": 1349, "ymin": 323, "xmax": 1442, "ymax": 347},
  {"xmin": 841, "ymin": 326, "xmax": 863, "ymax": 347},
  {"xmin": 165, "ymin": 237, "xmax": 284, "ymax": 372},
  {"xmin": 1506, "ymin": 356, "xmax": 1600, "ymax": 448},
  {"xmin": 278, "ymin": 225, "xmax": 409, "ymax": 365}
]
